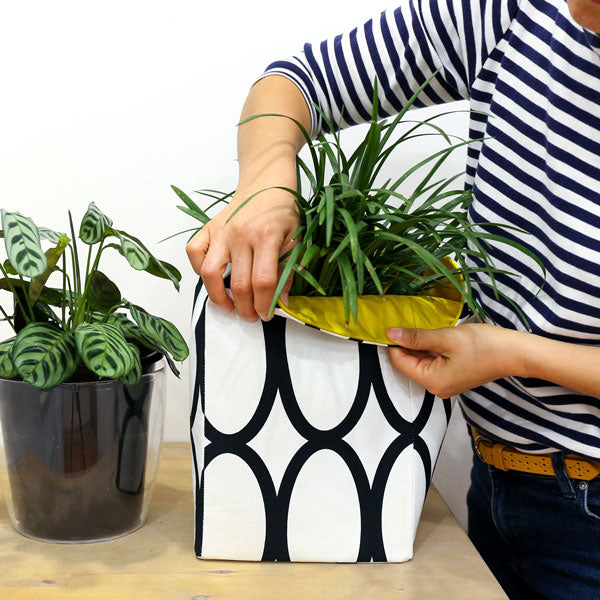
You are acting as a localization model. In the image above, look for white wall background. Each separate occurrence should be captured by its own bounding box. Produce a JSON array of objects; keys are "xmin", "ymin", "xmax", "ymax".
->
[{"xmin": 0, "ymin": 0, "xmax": 472, "ymax": 529}]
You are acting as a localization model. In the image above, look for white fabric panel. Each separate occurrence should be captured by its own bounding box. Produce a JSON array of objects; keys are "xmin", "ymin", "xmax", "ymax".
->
[
  {"xmin": 287, "ymin": 449, "xmax": 362, "ymax": 562},
  {"xmin": 381, "ymin": 447, "xmax": 416, "ymax": 563},
  {"xmin": 201, "ymin": 453, "xmax": 267, "ymax": 560},
  {"xmin": 204, "ymin": 300, "xmax": 267, "ymax": 435},
  {"xmin": 285, "ymin": 317, "xmax": 360, "ymax": 430}
]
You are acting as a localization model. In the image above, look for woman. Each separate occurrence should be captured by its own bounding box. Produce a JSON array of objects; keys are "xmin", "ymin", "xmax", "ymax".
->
[{"xmin": 186, "ymin": 0, "xmax": 600, "ymax": 597}]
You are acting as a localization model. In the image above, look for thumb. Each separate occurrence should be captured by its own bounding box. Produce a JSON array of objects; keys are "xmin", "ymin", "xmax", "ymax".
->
[
  {"xmin": 186, "ymin": 227, "xmax": 211, "ymax": 275},
  {"xmin": 386, "ymin": 327, "xmax": 444, "ymax": 351}
]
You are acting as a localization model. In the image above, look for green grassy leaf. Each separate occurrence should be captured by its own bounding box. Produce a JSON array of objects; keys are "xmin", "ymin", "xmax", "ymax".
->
[
  {"xmin": 269, "ymin": 243, "xmax": 303, "ymax": 316},
  {"xmin": 336, "ymin": 253, "xmax": 358, "ymax": 324},
  {"xmin": 293, "ymin": 264, "xmax": 326, "ymax": 295},
  {"xmin": 171, "ymin": 185, "xmax": 210, "ymax": 224},
  {"xmin": 172, "ymin": 74, "xmax": 545, "ymax": 324}
]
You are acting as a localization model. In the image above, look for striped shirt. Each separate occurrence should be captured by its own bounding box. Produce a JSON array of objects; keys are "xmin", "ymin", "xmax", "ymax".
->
[{"xmin": 261, "ymin": 0, "xmax": 600, "ymax": 459}]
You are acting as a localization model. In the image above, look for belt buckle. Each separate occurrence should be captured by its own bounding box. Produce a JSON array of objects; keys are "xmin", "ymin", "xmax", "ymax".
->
[{"xmin": 472, "ymin": 431, "xmax": 488, "ymax": 461}]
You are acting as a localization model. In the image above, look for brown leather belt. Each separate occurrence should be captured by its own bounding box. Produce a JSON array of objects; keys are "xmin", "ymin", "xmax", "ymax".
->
[{"xmin": 470, "ymin": 427, "xmax": 600, "ymax": 481}]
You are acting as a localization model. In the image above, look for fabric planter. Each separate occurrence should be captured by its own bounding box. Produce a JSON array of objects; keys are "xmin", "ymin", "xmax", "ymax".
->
[{"xmin": 189, "ymin": 281, "xmax": 458, "ymax": 563}]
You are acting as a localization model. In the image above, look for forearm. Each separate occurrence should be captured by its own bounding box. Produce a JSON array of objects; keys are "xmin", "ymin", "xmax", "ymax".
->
[
  {"xmin": 387, "ymin": 323, "xmax": 600, "ymax": 399},
  {"xmin": 514, "ymin": 331, "xmax": 600, "ymax": 398},
  {"xmin": 236, "ymin": 75, "xmax": 311, "ymax": 195},
  {"xmin": 187, "ymin": 75, "xmax": 311, "ymax": 319}
]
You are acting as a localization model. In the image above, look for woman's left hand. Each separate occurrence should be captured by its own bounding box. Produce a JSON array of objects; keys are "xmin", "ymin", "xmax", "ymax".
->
[{"xmin": 386, "ymin": 323, "xmax": 522, "ymax": 398}]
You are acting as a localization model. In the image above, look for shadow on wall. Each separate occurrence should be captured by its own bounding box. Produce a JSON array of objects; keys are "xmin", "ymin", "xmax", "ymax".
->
[{"xmin": 432, "ymin": 406, "xmax": 472, "ymax": 530}]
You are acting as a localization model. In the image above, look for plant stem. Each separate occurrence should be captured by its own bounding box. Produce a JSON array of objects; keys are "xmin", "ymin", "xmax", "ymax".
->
[
  {"xmin": 71, "ymin": 237, "xmax": 105, "ymax": 329},
  {"xmin": 17, "ymin": 274, "xmax": 36, "ymax": 321},
  {"xmin": 66, "ymin": 270, "xmax": 74, "ymax": 329},
  {"xmin": 99, "ymin": 301, "xmax": 127, "ymax": 322},
  {"xmin": 0, "ymin": 262, "xmax": 29, "ymax": 326},
  {"xmin": 68, "ymin": 210, "xmax": 82, "ymax": 296},
  {"xmin": 84, "ymin": 244, "xmax": 93, "ymax": 283},
  {"xmin": 0, "ymin": 304, "xmax": 16, "ymax": 333},
  {"xmin": 62, "ymin": 253, "xmax": 67, "ymax": 327}
]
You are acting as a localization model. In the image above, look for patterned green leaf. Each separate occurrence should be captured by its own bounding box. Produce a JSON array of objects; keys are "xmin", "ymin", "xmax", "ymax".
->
[
  {"xmin": 1, "ymin": 210, "xmax": 47, "ymax": 278},
  {"xmin": 128, "ymin": 303, "xmax": 188, "ymax": 361},
  {"xmin": 79, "ymin": 202, "xmax": 113, "ymax": 245},
  {"xmin": 3, "ymin": 259, "xmax": 17, "ymax": 275},
  {"xmin": 86, "ymin": 270, "xmax": 121, "ymax": 311},
  {"xmin": 159, "ymin": 348, "xmax": 179, "ymax": 377},
  {"xmin": 119, "ymin": 231, "xmax": 181, "ymax": 290},
  {"xmin": 28, "ymin": 235, "xmax": 70, "ymax": 304},
  {"xmin": 0, "ymin": 337, "xmax": 17, "ymax": 378},
  {"xmin": 105, "ymin": 230, "xmax": 180, "ymax": 289},
  {"xmin": 12, "ymin": 324, "xmax": 78, "ymax": 389},
  {"xmin": 93, "ymin": 311, "xmax": 154, "ymax": 348},
  {"xmin": 38, "ymin": 227, "xmax": 68, "ymax": 244},
  {"xmin": 144, "ymin": 255, "xmax": 181, "ymax": 290},
  {"xmin": 0, "ymin": 278, "xmax": 63, "ymax": 306},
  {"xmin": 74, "ymin": 322, "xmax": 135, "ymax": 379},
  {"xmin": 116, "ymin": 232, "xmax": 150, "ymax": 270},
  {"xmin": 120, "ymin": 344, "xmax": 142, "ymax": 386},
  {"xmin": 96, "ymin": 312, "xmax": 178, "ymax": 376},
  {"xmin": 34, "ymin": 300, "xmax": 61, "ymax": 325}
]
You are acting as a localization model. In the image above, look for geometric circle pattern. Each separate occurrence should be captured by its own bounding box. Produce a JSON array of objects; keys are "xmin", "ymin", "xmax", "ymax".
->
[{"xmin": 190, "ymin": 281, "xmax": 451, "ymax": 562}]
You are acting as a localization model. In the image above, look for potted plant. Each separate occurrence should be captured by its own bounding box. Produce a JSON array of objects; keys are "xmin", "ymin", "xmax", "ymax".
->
[
  {"xmin": 174, "ymin": 79, "xmax": 543, "ymax": 562},
  {"xmin": 0, "ymin": 203, "xmax": 189, "ymax": 543}
]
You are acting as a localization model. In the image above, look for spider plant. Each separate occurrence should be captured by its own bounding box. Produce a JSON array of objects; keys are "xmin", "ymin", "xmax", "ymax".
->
[
  {"xmin": 172, "ymin": 75, "xmax": 544, "ymax": 326},
  {"xmin": 0, "ymin": 203, "xmax": 189, "ymax": 389}
]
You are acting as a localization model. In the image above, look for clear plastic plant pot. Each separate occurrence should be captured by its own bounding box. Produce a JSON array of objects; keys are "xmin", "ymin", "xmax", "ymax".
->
[{"xmin": 0, "ymin": 352, "xmax": 165, "ymax": 544}]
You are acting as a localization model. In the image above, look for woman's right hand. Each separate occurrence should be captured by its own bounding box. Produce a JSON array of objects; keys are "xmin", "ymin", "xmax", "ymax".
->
[
  {"xmin": 186, "ymin": 75, "xmax": 311, "ymax": 322},
  {"xmin": 186, "ymin": 184, "xmax": 300, "ymax": 322}
]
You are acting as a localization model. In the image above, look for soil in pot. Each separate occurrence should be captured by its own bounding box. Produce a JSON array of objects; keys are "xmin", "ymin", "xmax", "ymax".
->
[{"xmin": 0, "ymin": 352, "xmax": 164, "ymax": 543}]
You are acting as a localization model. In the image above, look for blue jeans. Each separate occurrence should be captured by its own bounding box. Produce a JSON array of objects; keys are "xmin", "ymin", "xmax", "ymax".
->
[{"xmin": 467, "ymin": 447, "xmax": 600, "ymax": 600}]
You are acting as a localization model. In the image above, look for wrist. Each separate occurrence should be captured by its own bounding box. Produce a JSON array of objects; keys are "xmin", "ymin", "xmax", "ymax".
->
[
  {"xmin": 238, "ymin": 154, "xmax": 298, "ymax": 193},
  {"xmin": 506, "ymin": 329, "xmax": 532, "ymax": 378},
  {"xmin": 481, "ymin": 325, "xmax": 530, "ymax": 379}
]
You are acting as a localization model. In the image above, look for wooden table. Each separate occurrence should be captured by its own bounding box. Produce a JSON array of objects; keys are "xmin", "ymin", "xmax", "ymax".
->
[{"xmin": 0, "ymin": 442, "xmax": 507, "ymax": 599}]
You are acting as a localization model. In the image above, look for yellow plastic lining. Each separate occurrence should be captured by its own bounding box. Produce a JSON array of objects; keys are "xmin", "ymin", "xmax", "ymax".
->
[{"xmin": 275, "ymin": 260, "xmax": 464, "ymax": 346}]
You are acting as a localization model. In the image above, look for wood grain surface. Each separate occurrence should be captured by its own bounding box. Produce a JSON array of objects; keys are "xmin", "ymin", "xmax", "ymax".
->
[{"xmin": 0, "ymin": 442, "xmax": 506, "ymax": 599}]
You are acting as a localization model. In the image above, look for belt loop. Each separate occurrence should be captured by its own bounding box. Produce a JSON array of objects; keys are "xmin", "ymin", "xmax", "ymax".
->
[
  {"xmin": 551, "ymin": 452, "xmax": 576, "ymax": 498},
  {"xmin": 491, "ymin": 443, "xmax": 508, "ymax": 471}
]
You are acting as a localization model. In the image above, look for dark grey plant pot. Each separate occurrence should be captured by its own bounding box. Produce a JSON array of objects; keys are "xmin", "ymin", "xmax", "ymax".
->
[{"xmin": 0, "ymin": 352, "xmax": 165, "ymax": 543}]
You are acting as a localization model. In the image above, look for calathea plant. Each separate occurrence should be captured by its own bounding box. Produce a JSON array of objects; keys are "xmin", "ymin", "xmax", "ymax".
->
[
  {"xmin": 171, "ymin": 77, "xmax": 544, "ymax": 326},
  {"xmin": 0, "ymin": 203, "xmax": 188, "ymax": 389}
]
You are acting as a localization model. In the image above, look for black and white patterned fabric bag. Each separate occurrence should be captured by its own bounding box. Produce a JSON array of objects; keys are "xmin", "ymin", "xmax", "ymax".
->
[{"xmin": 189, "ymin": 281, "xmax": 451, "ymax": 562}]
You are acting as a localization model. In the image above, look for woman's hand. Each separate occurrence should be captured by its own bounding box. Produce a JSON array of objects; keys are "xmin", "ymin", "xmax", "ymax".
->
[
  {"xmin": 386, "ymin": 323, "xmax": 522, "ymax": 398},
  {"xmin": 186, "ymin": 75, "xmax": 311, "ymax": 321},
  {"xmin": 186, "ymin": 186, "xmax": 300, "ymax": 321}
]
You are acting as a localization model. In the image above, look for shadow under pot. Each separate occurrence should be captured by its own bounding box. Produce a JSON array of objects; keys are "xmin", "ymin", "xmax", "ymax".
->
[{"xmin": 0, "ymin": 352, "xmax": 165, "ymax": 543}]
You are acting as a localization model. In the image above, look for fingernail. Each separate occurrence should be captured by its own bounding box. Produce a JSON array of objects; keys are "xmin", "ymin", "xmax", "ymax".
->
[
  {"xmin": 281, "ymin": 292, "xmax": 289, "ymax": 306},
  {"xmin": 387, "ymin": 328, "xmax": 404, "ymax": 342}
]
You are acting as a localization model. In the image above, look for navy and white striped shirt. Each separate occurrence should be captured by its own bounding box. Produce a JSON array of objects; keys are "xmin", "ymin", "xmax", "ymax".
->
[{"xmin": 261, "ymin": 0, "xmax": 600, "ymax": 459}]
